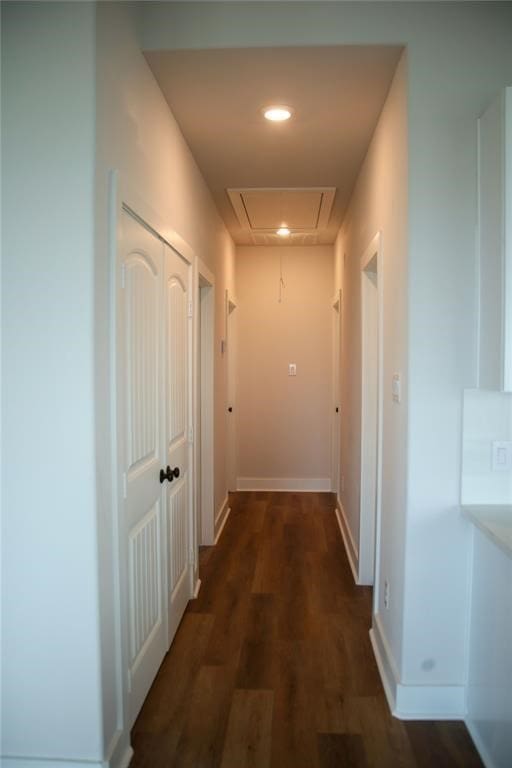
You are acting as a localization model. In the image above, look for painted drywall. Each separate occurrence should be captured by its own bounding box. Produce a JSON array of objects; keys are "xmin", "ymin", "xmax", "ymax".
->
[
  {"xmin": 141, "ymin": 0, "xmax": 512, "ymax": 717},
  {"xmin": 95, "ymin": 1, "xmax": 235, "ymax": 757},
  {"xmin": 462, "ymin": 389, "xmax": 512, "ymax": 505},
  {"xmin": 1, "ymin": 2, "xmax": 103, "ymax": 761},
  {"xmin": 2, "ymin": 1, "xmax": 235, "ymax": 763},
  {"xmin": 235, "ymin": 246, "xmax": 333, "ymax": 488},
  {"xmin": 335, "ymin": 51, "xmax": 408, "ymax": 674},
  {"xmin": 466, "ymin": 528, "xmax": 512, "ymax": 768}
]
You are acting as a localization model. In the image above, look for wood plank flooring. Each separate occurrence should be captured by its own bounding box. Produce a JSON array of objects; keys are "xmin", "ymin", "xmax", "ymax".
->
[{"xmin": 131, "ymin": 491, "xmax": 483, "ymax": 768}]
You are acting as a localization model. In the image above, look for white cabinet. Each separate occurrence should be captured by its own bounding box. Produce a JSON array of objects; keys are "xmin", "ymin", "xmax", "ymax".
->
[{"xmin": 477, "ymin": 87, "xmax": 512, "ymax": 391}]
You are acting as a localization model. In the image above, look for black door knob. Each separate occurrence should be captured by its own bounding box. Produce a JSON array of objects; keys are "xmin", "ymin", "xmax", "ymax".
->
[
  {"xmin": 171, "ymin": 466, "xmax": 180, "ymax": 479},
  {"xmin": 228, "ymin": 407, "xmax": 233, "ymax": 412},
  {"xmin": 159, "ymin": 466, "xmax": 174, "ymax": 483}
]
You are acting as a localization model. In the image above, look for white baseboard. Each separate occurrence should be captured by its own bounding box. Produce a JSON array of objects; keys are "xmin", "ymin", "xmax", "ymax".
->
[
  {"xmin": 370, "ymin": 613, "xmax": 466, "ymax": 720},
  {"xmin": 370, "ymin": 612, "xmax": 400, "ymax": 713},
  {"xmin": 1, "ymin": 744, "xmax": 134, "ymax": 768},
  {"xmin": 214, "ymin": 496, "xmax": 230, "ymax": 544},
  {"xmin": 395, "ymin": 683, "xmax": 466, "ymax": 720},
  {"xmin": 236, "ymin": 477, "xmax": 331, "ymax": 492},
  {"xmin": 1, "ymin": 762, "xmax": 96, "ymax": 767},
  {"xmin": 104, "ymin": 729, "xmax": 133, "ymax": 768},
  {"xmin": 193, "ymin": 578, "xmax": 202, "ymax": 599},
  {"xmin": 110, "ymin": 745, "xmax": 133, "ymax": 768},
  {"xmin": 465, "ymin": 718, "xmax": 498, "ymax": 768},
  {"xmin": 334, "ymin": 497, "xmax": 359, "ymax": 584}
]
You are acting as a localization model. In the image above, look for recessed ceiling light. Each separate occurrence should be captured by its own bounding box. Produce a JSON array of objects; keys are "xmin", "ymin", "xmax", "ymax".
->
[
  {"xmin": 276, "ymin": 227, "xmax": 291, "ymax": 237},
  {"xmin": 263, "ymin": 105, "xmax": 293, "ymax": 122}
]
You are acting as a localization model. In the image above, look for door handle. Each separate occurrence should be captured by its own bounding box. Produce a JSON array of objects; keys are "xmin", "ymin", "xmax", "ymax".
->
[
  {"xmin": 160, "ymin": 465, "xmax": 180, "ymax": 483},
  {"xmin": 228, "ymin": 407, "xmax": 233, "ymax": 412},
  {"xmin": 160, "ymin": 466, "xmax": 172, "ymax": 483}
]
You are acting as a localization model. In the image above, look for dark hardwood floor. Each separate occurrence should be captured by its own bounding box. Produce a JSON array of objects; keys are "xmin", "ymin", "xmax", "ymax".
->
[{"xmin": 131, "ymin": 491, "xmax": 483, "ymax": 767}]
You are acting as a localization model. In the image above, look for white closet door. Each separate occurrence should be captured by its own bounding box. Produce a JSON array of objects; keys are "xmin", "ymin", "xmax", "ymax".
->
[
  {"xmin": 164, "ymin": 244, "xmax": 192, "ymax": 644},
  {"xmin": 119, "ymin": 210, "xmax": 166, "ymax": 726}
]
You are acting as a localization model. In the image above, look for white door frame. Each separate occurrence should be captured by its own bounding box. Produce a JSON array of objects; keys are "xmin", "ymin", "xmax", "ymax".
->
[
  {"xmin": 331, "ymin": 290, "xmax": 342, "ymax": 494},
  {"xmin": 195, "ymin": 257, "xmax": 215, "ymax": 549},
  {"xmin": 109, "ymin": 170, "xmax": 198, "ymax": 742},
  {"xmin": 165, "ymin": 241, "xmax": 195, "ymax": 643},
  {"xmin": 225, "ymin": 289, "xmax": 238, "ymax": 492},
  {"xmin": 359, "ymin": 232, "xmax": 383, "ymax": 587}
]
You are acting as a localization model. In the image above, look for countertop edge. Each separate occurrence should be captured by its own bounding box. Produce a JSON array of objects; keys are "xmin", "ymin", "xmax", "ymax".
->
[{"xmin": 461, "ymin": 505, "xmax": 512, "ymax": 559}]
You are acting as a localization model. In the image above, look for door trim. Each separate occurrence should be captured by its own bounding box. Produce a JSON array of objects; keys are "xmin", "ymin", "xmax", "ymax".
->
[
  {"xmin": 195, "ymin": 257, "xmax": 215, "ymax": 548},
  {"xmin": 359, "ymin": 231, "xmax": 383, "ymax": 589},
  {"xmin": 225, "ymin": 290, "xmax": 238, "ymax": 492},
  {"xmin": 331, "ymin": 289, "xmax": 342, "ymax": 494}
]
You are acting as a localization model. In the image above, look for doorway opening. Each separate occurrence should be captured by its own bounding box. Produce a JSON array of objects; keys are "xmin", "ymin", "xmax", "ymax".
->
[
  {"xmin": 225, "ymin": 289, "xmax": 238, "ymax": 493},
  {"xmin": 197, "ymin": 262, "xmax": 215, "ymax": 548},
  {"xmin": 331, "ymin": 289, "xmax": 342, "ymax": 494},
  {"xmin": 359, "ymin": 232, "xmax": 383, "ymax": 587}
]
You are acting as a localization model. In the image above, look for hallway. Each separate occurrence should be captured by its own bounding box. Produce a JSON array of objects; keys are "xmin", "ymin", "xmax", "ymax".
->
[{"xmin": 131, "ymin": 492, "xmax": 482, "ymax": 768}]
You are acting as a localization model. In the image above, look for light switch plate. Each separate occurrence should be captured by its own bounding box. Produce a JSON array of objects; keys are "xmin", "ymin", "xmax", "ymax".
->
[{"xmin": 491, "ymin": 441, "xmax": 512, "ymax": 471}]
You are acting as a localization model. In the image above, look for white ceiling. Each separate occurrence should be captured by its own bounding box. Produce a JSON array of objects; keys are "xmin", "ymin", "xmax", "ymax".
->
[{"xmin": 144, "ymin": 46, "xmax": 403, "ymax": 245}]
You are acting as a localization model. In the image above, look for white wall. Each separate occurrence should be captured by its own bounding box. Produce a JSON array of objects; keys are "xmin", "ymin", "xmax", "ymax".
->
[
  {"xmin": 466, "ymin": 529, "xmax": 512, "ymax": 768},
  {"xmin": 141, "ymin": 0, "xmax": 512, "ymax": 718},
  {"xmin": 1, "ymin": 2, "xmax": 103, "ymax": 761},
  {"xmin": 335, "ymin": 51, "xmax": 408, "ymax": 666},
  {"xmin": 462, "ymin": 390, "xmax": 512, "ymax": 505},
  {"xmin": 235, "ymin": 246, "xmax": 333, "ymax": 489},
  {"xmin": 95, "ymin": 1, "xmax": 235, "ymax": 758},
  {"xmin": 2, "ymin": 1, "xmax": 236, "ymax": 763}
]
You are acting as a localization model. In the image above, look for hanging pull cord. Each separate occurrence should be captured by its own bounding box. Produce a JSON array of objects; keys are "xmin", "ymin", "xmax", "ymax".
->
[{"xmin": 278, "ymin": 251, "xmax": 286, "ymax": 303}]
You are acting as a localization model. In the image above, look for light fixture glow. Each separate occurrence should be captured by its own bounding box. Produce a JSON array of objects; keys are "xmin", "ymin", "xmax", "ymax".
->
[
  {"xmin": 263, "ymin": 105, "xmax": 293, "ymax": 122},
  {"xmin": 276, "ymin": 227, "xmax": 291, "ymax": 237}
]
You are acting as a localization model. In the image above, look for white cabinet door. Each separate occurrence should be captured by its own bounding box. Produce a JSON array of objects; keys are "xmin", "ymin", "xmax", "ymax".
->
[
  {"xmin": 164, "ymin": 244, "xmax": 193, "ymax": 644},
  {"xmin": 118, "ymin": 210, "xmax": 167, "ymax": 726}
]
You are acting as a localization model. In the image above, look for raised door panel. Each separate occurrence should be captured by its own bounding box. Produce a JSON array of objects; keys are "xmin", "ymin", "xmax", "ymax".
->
[
  {"xmin": 168, "ymin": 276, "xmax": 188, "ymax": 448},
  {"xmin": 128, "ymin": 504, "xmax": 161, "ymax": 668},
  {"xmin": 124, "ymin": 254, "xmax": 159, "ymax": 489}
]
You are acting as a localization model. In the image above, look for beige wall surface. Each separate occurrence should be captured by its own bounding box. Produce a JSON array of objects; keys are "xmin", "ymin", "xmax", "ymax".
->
[
  {"xmin": 235, "ymin": 245, "xmax": 333, "ymax": 486},
  {"xmin": 335, "ymin": 51, "xmax": 408, "ymax": 666}
]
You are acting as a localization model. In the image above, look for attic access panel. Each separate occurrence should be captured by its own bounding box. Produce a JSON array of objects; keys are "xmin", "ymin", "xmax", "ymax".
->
[{"xmin": 227, "ymin": 187, "xmax": 336, "ymax": 239}]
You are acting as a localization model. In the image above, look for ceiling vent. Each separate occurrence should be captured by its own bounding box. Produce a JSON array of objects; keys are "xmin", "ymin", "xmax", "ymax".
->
[{"xmin": 227, "ymin": 187, "xmax": 335, "ymax": 243}]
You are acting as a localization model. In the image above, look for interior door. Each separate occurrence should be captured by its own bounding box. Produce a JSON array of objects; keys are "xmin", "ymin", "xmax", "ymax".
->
[
  {"xmin": 119, "ymin": 209, "xmax": 166, "ymax": 726},
  {"xmin": 165, "ymin": 243, "xmax": 193, "ymax": 643}
]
